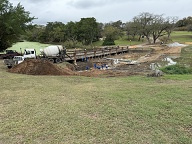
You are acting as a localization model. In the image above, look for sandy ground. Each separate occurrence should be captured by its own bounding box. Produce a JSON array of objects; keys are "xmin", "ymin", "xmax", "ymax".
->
[{"xmin": 128, "ymin": 45, "xmax": 183, "ymax": 63}]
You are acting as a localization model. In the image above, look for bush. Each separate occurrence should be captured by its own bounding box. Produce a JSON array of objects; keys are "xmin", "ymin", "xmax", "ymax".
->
[
  {"xmin": 63, "ymin": 40, "xmax": 84, "ymax": 49},
  {"xmin": 160, "ymin": 64, "xmax": 192, "ymax": 74},
  {"xmin": 159, "ymin": 36, "xmax": 172, "ymax": 44},
  {"xmin": 102, "ymin": 39, "xmax": 115, "ymax": 46},
  {"xmin": 174, "ymin": 27, "xmax": 188, "ymax": 31}
]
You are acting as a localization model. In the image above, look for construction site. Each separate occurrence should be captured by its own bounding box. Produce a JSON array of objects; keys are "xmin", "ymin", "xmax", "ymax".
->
[{"xmin": 2, "ymin": 42, "xmax": 187, "ymax": 77}]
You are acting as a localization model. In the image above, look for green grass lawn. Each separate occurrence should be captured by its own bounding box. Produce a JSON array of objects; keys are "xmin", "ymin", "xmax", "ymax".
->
[
  {"xmin": 171, "ymin": 31, "xmax": 192, "ymax": 43},
  {"xmin": 175, "ymin": 45, "xmax": 192, "ymax": 67},
  {"xmin": 0, "ymin": 61, "xmax": 192, "ymax": 143}
]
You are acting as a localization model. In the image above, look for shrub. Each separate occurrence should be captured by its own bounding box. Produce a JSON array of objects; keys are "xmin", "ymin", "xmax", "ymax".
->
[
  {"xmin": 102, "ymin": 39, "xmax": 115, "ymax": 46},
  {"xmin": 174, "ymin": 27, "xmax": 188, "ymax": 31},
  {"xmin": 63, "ymin": 40, "xmax": 84, "ymax": 49},
  {"xmin": 159, "ymin": 36, "xmax": 172, "ymax": 44},
  {"xmin": 160, "ymin": 64, "xmax": 192, "ymax": 74}
]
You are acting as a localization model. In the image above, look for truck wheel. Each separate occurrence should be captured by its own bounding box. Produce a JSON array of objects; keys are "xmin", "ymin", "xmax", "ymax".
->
[
  {"xmin": 55, "ymin": 58, "xmax": 61, "ymax": 63},
  {"xmin": 49, "ymin": 59, "xmax": 54, "ymax": 63},
  {"xmin": 7, "ymin": 66, "xmax": 12, "ymax": 69}
]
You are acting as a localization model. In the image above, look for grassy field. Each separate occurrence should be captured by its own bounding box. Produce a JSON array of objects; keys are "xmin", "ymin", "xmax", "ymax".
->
[
  {"xmin": 175, "ymin": 45, "xmax": 192, "ymax": 67},
  {"xmin": 93, "ymin": 37, "xmax": 144, "ymax": 47},
  {"xmin": 171, "ymin": 31, "xmax": 192, "ymax": 43},
  {"xmin": 93, "ymin": 37, "xmax": 145, "ymax": 47},
  {"xmin": 0, "ymin": 61, "xmax": 192, "ymax": 143},
  {"xmin": 7, "ymin": 42, "xmax": 50, "ymax": 54}
]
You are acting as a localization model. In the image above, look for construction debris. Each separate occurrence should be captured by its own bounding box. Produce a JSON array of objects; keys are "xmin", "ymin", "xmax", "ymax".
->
[
  {"xmin": 167, "ymin": 42, "xmax": 187, "ymax": 47},
  {"xmin": 147, "ymin": 70, "xmax": 163, "ymax": 77}
]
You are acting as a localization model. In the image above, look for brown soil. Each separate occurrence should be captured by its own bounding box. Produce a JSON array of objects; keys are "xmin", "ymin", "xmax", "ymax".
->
[
  {"xmin": 130, "ymin": 46, "xmax": 182, "ymax": 63},
  {"xmin": 8, "ymin": 59, "xmax": 73, "ymax": 75}
]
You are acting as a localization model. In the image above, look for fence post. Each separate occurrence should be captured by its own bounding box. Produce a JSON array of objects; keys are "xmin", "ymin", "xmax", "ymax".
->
[
  {"xmin": 127, "ymin": 46, "xmax": 129, "ymax": 53},
  {"xmin": 101, "ymin": 49, "xmax": 104, "ymax": 57},
  {"xmin": 84, "ymin": 49, "xmax": 87, "ymax": 61},
  {"xmin": 94, "ymin": 49, "xmax": 96, "ymax": 58},
  {"xmin": 115, "ymin": 47, "xmax": 118, "ymax": 55},
  {"xmin": 73, "ymin": 49, "xmax": 77, "ymax": 65},
  {"xmin": 110, "ymin": 47, "xmax": 112, "ymax": 56}
]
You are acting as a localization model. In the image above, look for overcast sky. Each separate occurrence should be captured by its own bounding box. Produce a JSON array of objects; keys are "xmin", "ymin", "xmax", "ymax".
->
[{"xmin": 9, "ymin": 0, "xmax": 192, "ymax": 25}]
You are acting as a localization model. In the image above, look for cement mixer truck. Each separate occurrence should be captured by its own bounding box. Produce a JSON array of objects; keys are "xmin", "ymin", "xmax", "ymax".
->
[
  {"xmin": 39, "ymin": 45, "xmax": 66, "ymax": 63},
  {"xmin": 4, "ymin": 45, "xmax": 67, "ymax": 68}
]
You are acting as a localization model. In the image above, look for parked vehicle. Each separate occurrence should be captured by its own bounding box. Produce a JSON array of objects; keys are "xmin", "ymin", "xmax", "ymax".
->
[
  {"xmin": 4, "ymin": 56, "xmax": 25, "ymax": 68},
  {"xmin": 39, "ymin": 45, "xmax": 66, "ymax": 63},
  {"xmin": 0, "ymin": 50, "xmax": 21, "ymax": 59},
  {"xmin": 3, "ymin": 45, "xmax": 67, "ymax": 68},
  {"xmin": 23, "ymin": 48, "xmax": 37, "ymax": 59}
]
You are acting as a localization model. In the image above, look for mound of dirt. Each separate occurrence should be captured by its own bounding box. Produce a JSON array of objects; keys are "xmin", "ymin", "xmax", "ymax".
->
[{"xmin": 8, "ymin": 59, "xmax": 73, "ymax": 75}]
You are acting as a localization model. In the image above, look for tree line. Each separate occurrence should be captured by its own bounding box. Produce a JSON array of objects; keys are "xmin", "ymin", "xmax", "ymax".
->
[{"xmin": 1, "ymin": 0, "xmax": 192, "ymax": 51}]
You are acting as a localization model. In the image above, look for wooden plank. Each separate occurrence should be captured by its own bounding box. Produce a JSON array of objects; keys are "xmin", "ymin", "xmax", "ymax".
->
[{"xmin": 65, "ymin": 46, "xmax": 129, "ymax": 61}]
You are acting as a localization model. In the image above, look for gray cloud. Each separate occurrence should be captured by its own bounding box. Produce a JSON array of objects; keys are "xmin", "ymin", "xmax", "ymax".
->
[
  {"xmin": 9, "ymin": 0, "xmax": 192, "ymax": 25},
  {"xmin": 67, "ymin": 0, "xmax": 103, "ymax": 8},
  {"xmin": 66, "ymin": 0, "xmax": 133, "ymax": 9}
]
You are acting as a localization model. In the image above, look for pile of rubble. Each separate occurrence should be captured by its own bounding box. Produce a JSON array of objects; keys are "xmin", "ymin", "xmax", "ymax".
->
[{"xmin": 167, "ymin": 42, "xmax": 187, "ymax": 47}]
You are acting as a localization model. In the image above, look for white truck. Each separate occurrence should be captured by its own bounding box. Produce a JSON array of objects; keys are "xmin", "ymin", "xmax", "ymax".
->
[
  {"xmin": 4, "ymin": 56, "xmax": 25, "ymax": 68},
  {"xmin": 4, "ymin": 45, "xmax": 66, "ymax": 68},
  {"xmin": 39, "ymin": 45, "xmax": 66, "ymax": 63}
]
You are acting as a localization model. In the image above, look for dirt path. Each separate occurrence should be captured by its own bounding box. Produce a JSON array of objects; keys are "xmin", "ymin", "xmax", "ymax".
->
[{"xmin": 130, "ymin": 45, "xmax": 184, "ymax": 63}]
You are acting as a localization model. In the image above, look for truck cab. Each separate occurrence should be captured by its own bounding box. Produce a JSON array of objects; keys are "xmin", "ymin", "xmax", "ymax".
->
[
  {"xmin": 13, "ymin": 56, "xmax": 25, "ymax": 64},
  {"xmin": 23, "ymin": 49, "xmax": 36, "ymax": 59}
]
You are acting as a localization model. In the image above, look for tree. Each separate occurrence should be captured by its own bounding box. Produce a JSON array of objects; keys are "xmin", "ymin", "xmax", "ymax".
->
[
  {"xmin": 176, "ymin": 16, "xmax": 192, "ymax": 27},
  {"xmin": 102, "ymin": 25, "xmax": 120, "ymax": 46},
  {"xmin": 187, "ymin": 24, "xmax": 192, "ymax": 32},
  {"xmin": 77, "ymin": 17, "xmax": 99, "ymax": 45},
  {"xmin": 43, "ymin": 22, "xmax": 65, "ymax": 43},
  {"xmin": 64, "ymin": 21, "xmax": 78, "ymax": 47},
  {"xmin": 125, "ymin": 21, "xmax": 142, "ymax": 41},
  {"xmin": 25, "ymin": 24, "xmax": 45, "ymax": 42},
  {"xmin": 51, "ymin": 22, "xmax": 65, "ymax": 43},
  {"xmin": 132, "ymin": 12, "xmax": 175, "ymax": 44},
  {"xmin": 165, "ymin": 17, "xmax": 178, "ymax": 39},
  {"xmin": 0, "ymin": 0, "xmax": 34, "ymax": 51},
  {"xmin": 150, "ymin": 14, "xmax": 169, "ymax": 44},
  {"xmin": 97, "ymin": 22, "xmax": 104, "ymax": 40},
  {"xmin": 105, "ymin": 20, "xmax": 124, "ymax": 38},
  {"xmin": 132, "ymin": 12, "xmax": 153, "ymax": 43},
  {"xmin": 175, "ymin": 16, "xmax": 192, "ymax": 31}
]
